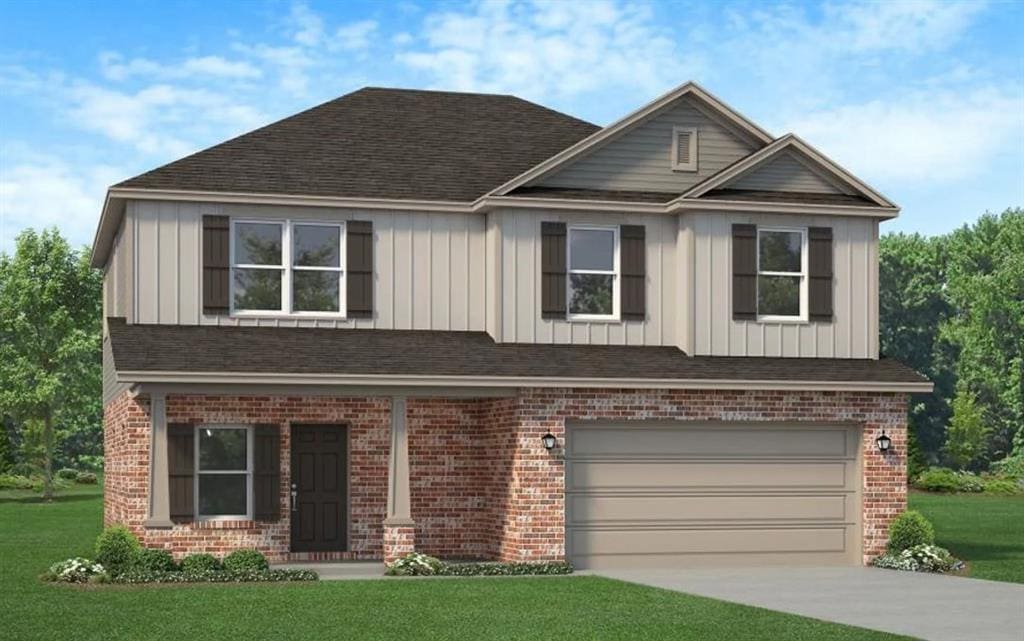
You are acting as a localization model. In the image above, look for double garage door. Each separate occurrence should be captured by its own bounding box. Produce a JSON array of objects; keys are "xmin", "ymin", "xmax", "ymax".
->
[{"xmin": 566, "ymin": 422, "xmax": 861, "ymax": 569}]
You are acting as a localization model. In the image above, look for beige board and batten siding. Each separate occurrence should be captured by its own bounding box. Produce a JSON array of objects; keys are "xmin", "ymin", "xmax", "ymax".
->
[
  {"xmin": 682, "ymin": 211, "xmax": 878, "ymax": 359},
  {"xmin": 729, "ymin": 151, "xmax": 854, "ymax": 194},
  {"xmin": 565, "ymin": 421, "xmax": 862, "ymax": 569},
  {"xmin": 128, "ymin": 199, "xmax": 487, "ymax": 331},
  {"xmin": 102, "ymin": 216, "xmax": 134, "ymax": 324},
  {"xmin": 536, "ymin": 95, "xmax": 758, "ymax": 193},
  {"xmin": 490, "ymin": 208, "xmax": 677, "ymax": 346}
]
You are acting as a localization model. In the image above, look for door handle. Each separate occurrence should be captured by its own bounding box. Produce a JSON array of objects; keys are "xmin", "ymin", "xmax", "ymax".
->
[{"xmin": 290, "ymin": 483, "xmax": 298, "ymax": 513}]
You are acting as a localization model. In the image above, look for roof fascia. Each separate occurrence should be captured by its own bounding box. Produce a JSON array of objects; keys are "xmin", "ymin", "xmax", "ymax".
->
[
  {"xmin": 479, "ymin": 81, "xmax": 775, "ymax": 200},
  {"xmin": 117, "ymin": 370, "xmax": 932, "ymax": 393}
]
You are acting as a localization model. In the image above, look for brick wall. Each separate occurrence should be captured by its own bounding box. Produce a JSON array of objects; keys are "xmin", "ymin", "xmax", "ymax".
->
[{"xmin": 103, "ymin": 388, "xmax": 906, "ymax": 565}]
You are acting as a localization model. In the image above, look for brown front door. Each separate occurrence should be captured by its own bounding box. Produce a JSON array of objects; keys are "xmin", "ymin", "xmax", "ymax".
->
[{"xmin": 290, "ymin": 424, "xmax": 348, "ymax": 552}]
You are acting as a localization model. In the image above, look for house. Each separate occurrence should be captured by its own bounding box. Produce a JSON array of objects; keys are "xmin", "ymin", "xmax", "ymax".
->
[{"xmin": 94, "ymin": 81, "xmax": 931, "ymax": 569}]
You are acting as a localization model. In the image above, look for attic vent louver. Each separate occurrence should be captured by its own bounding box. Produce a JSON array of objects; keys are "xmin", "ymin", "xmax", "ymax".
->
[{"xmin": 672, "ymin": 126, "xmax": 698, "ymax": 172}]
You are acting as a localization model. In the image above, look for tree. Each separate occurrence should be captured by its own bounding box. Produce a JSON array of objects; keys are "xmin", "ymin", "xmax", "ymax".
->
[
  {"xmin": 944, "ymin": 387, "xmax": 989, "ymax": 470},
  {"xmin": 0, "ymin": 228, "xmax": 101, "ymax": 499}
]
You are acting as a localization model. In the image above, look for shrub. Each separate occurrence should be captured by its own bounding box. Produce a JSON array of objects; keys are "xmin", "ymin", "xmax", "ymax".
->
[
  {"xmin": 887, "ymin": 510, "xmax": 935, "ymax": 552},
  {"xmin": 181, "ymin": 553, "xmax": 221, "ymax": 574},
  {"xmin": 135, "ymin": 548, "xmax": 177, "ymax": 572},
  {"xmin": 223, "ymin": 549, "xmax": 268, "ymax": 573},
  {"xmin": 385, "ymin": 552, "xmax": 444, "ymax": 576},
  {"xmin": 983, "ymin": 479, "xmax": 1022, "ymax": 495},
  {"xmin": 0, "ymin": 474, "xmax": 34, "ymax": 490},
  {"xmin": 991, "ymin": 453, "xmax": 1024, "ymax": 479},
  {"xmin": 913, "ymin": 467, "xmax": 985, "ymax": 493},
  {"xmin": 75, "ymin": 471, "xmax": 98, "ymax": 484},
  {"xmin": 10, "ymin": 462, "xmax": 36, "ymax": 477},
  {"xmin": 873, "ymin": 544, "xmax": 962, "ymax": 573},
  {"xmin": 112, "ymin": 568, "xmax": 317, "ymax": 584},
  {"xmin": 437, "ymin": 561, "xmax": 573, "ymax": 576},
  {"xmin": 43, "ymin": 558, "xmax": 107, "ymax": 583},
  {"xmin": 56, "ymin": 468, "xmax": 79, "ymax": 480},
  {"xmin": 94, "ymin": 525, "xmax": 141, "ymax": 576}
]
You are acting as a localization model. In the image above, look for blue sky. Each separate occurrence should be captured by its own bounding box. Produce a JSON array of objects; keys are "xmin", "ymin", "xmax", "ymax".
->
[{"xmin": 1, "ymin": 0, "xmax": 1022, "ymax": 252}]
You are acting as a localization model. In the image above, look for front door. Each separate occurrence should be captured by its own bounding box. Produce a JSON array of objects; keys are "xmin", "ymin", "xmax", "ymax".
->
[{"xmin": 290, "ymin": 424, "xmax": 348, "ymax": 552}]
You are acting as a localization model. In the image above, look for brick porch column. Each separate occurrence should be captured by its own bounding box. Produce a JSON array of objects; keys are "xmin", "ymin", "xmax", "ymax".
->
[
  {"xmin": 383, "ymin": 396, "xmax": 414, "ymax": 564},
  {"xmin": 143, "ymin": 392, "xmax": 173, "ymax": 528}
]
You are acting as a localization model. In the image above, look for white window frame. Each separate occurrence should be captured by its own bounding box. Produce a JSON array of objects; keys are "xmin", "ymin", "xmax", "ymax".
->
[
  {"xmin": 195, "ymin": 424, "xmax": 254, "ymax": 521},
  {"xmin": 566, "ymin": 224, "xmax": 620, "ymax": 321},
  {"xmin": 229, "ymin": 219, "xmax": 347, "ymax": 318},
  {"xmin": 671, "ymin": 126, "xmax": 698, "ymax": 172},
  {"xmin": 756, "ymin": 226, "xmax": 808, "ymax": 322}
]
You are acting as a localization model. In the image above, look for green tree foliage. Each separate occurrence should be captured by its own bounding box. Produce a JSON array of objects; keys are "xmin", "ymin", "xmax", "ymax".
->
[
  {"xmin": 944, "ymin": 387, "xmax": 990, "ymax": 470},
  {"xmin": 881, "ymin": 209, "xmax": 1023, "ymax": 470},
  {"xmin": 0, "ymin": 228, "xmax": 101, "ymax": 498}
]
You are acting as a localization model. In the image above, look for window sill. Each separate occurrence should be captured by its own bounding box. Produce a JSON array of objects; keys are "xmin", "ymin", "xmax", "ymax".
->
[
  {"xmin": 193, "ymin": 519, "xmax": 261, "ymax": 530},
  {"xmin": 566, "ymin": 316, "xmax": 621, "ymax": 323},
  {"xmin": 228, "ymin": 313, "xmax": 350, "ymax": 321},
  {"xmin": 753, "ymin": 317, "xmax": 810, "ymax": 325}
]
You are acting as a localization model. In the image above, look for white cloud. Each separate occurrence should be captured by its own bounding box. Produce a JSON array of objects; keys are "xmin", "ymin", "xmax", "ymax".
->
[
  {"xmin": 99, "ymin": 52, "xmax": 261, "ymax": 81},
  {"xmin": 289, "ymin": 2, "xmax": 324, "ymax": 47},
  {"xmin": 828, "ymin": 0, "xmax": 988, "ymax": 54},
  {"xmin": 0, "ymin": 154, "xmax": 126, "ymax": 252},
  {"xmin": 232, "ymin": 43, "xmax": 315, "ymax": 93},
  {"xmin": 787, "ymin": 86, "xmax": 1024, "ymax": 183},
  {"xmin": 396, "ymin": 0, "xmax": 702, "ymax": 103},
  {"xmin": 334, "ymin": 20, "xmax": 379, "ymax": 51}
]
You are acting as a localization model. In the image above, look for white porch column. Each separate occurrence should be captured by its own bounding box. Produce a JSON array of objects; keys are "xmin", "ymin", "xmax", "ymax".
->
[
  {"xmin": 385, "ymin": 396, "xmax": 412, "ymax": 523},
  {"xmin": 144, "ymin": 393, "xmax": 173, "ymax": 528}
]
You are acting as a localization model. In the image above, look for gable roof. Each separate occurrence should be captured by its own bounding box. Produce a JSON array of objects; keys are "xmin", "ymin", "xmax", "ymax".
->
[
  {"xmin": 116, "ymin": 87, "xmax": 599, "ymax": 202},
  {"xmin": 679, "ymin": 134, "xmax": 896, "ymax": 208},
  {"xmin": 487, "ymin": 81, "xmax": 775, "ymax": 197}
]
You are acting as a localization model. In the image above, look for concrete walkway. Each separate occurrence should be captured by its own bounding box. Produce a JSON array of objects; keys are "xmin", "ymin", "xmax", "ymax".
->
[{"xmin": 596, "ymin": 567, "xmax": 1024, "ymax": 641}]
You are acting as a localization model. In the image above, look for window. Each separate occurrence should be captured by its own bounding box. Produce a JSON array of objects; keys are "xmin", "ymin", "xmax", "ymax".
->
[
  {"xmin": 567, "ymin": 226, "xmax": 619, "ymax": 319},
  {"xmin": 672, "ymin": 126, "xmax": 698, "ymax": 171},
  {"xmin": 757, "ymin": 228, "xmax": 807, "ymax": 320},
  {"xmin": 231, "ymin": 220, "xmax": 345, "ymax": 316},
  {"xmin": 196, "ymin": 425, "xmax": 252, "ymax": 519}
]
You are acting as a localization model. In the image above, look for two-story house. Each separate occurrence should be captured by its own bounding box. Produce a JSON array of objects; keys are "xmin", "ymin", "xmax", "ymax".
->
[{"xmin": 94, "ymin": 81, "xmax": 930, "ymax": 569}]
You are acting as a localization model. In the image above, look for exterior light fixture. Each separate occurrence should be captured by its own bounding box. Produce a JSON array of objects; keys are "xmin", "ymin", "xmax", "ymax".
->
[
  {"xmin": 541, "ymin": 433, "xmax": 557, "ymax": 450},
  {"xmin": 876, "ymin": 430, "xmax": 892, "ymax": 453}
]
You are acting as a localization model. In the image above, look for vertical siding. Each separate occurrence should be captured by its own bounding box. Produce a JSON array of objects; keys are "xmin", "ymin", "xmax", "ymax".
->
[
  {"xmin": 494, "ymin": 208, "xmax": 676, "ymax": 346},
  {"xmin": 537, "ymin": 96, "xmax": 758, "ymax": 193},
  {"xmin": 130, "ymin": 200, "xmax": 487, "ymax": 331},
  {"xmin": 687, "ymin": 211, "xmax": 878, "ymax": 358},
  {"xmin": 731, "ymin": 151, "xmax": 851, "ymax": 194}
]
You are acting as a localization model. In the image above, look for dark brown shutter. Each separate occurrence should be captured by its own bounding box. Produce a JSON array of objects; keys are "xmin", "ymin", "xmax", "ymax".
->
[
  {"xmin": 732, "ymin": 224, "xmax": 757, "ymax": 321},
  {"xmin": 168, "ymin": 423, "xmax": 195, "ymax": 522},
  {"xmin": 620, "ymin": 225, "xmax": 646, "ymax": 320},
  {"xmin": 541, "ymin": 222, "xmax": 567, "ymax": 319},
  {"xmin": 253, "ymin": 424, "xmax": 281, "ymax": 521},
  {"xmin": 202, "ymin": 215, "xmax": 230, "ymax": 315},
  {"xmin": 346, "ymin": 220, "xmax": 373, "ymax": 318},
  {"xmin": 808, "ymin": 227, "xmax": 834, "ymax": 322}
]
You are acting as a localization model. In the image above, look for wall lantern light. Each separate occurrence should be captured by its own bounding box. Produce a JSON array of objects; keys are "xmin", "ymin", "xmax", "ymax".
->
[
  {"xmin": 541, "ymin": 433, "xmax": 557, "ymax": 450},
  {"xmin": 876, "ymin": 430, "xmax": 892, "ymax": 453}
]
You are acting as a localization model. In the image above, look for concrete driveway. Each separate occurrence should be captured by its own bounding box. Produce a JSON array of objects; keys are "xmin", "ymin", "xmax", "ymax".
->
[{"xmin": 596, "ymin": 567, "xmax": 1024, "ymax": 641}]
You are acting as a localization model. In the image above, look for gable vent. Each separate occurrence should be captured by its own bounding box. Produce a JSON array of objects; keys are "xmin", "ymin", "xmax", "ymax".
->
[{"xmin": 672, "ymin": 126, "xmax": 698, "ymax": 172}]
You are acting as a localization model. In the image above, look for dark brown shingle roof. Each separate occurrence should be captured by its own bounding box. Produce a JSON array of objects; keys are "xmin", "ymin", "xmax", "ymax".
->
[
  {"xmin": 116, "ymin": 88, "xmax": 599, "ymax": 202},
  {"xmin": 107, "ymin": 319, "xmax": 929, "ymax": 387},
  {"xmin": 506, "ymin": 186, "xmax": 679, "ymax": 203},
  {"xmin": 701, "ymin": 189, "xmax": 875, "ymax": 206}
]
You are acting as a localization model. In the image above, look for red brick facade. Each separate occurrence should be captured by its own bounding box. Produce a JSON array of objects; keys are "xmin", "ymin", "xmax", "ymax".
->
[{"xmin": 103, "ymin": 388, "xmax": 907, "ymax": 564}]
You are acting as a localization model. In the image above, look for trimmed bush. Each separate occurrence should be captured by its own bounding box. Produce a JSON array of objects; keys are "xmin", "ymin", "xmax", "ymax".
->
[
  {"xmin": 386, "ymin": 552, "xmax": 444, "ymax": 576},
  {"xmin": 181, "ymin": 553, "xmax": 221, "ymax": 574},
  {"xmin": 438, "ymin": 561, "xmax": 573, "ymax": 576},
  {"xmin": 887, "ymin": 510, "xmax": 935, "ymax": 552},
  {"xmin": 135, "ymin": 548, "xmax": 177, "ymax": 572},
  {"xmin": 75, "ymin": 471, "xmax": 98, "ymax": 484},
  {"xmin": 56, "ymin": 468, "xmax": 79, "ymax": 480},
  {"xmin": 112, "ymin": 567, "xmax": 317, "ymax": 584},
  {"xmin": 873, "ymin": 544, "xmax": 962, "ymax": 573},
  {"xmin": 223, "ymin": 549, "xmax": 268, "ymax": 573},
  {"xmin": 94, "ymin": 525, "xmax": 141, "ymax": 575},
  {"xmin": 913, "ymin": 467, "xmax": 986, "ymax": 493},
  {"xmin": 43, "ymin": 557, "xmax": 107, "ymax": 583}
]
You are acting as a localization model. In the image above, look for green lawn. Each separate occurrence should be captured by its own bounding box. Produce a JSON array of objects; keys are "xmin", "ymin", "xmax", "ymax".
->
[
  {"xmin": 0, "ymin": 482, "xmax": 912, "ymax": 641},
  {"xmin": 909, "ymin": 491, "xmax": 1024, "ymax": 584}
]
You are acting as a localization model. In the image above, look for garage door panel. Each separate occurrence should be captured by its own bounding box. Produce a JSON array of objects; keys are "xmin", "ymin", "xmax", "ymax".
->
[
  {"xmin": 568, "ymin": 460, "xmax": 849, "ymax": 491},
  {"xmin": 570, "ymin": 526, "xmax": 849, "ymax": 557},
  {"xmin": 570, "ymin": 426, "xmax": 849, "ymax": 458},
  {"xmin": 568, "ymin": 493, "xmax": 850, "ymax": 525}
]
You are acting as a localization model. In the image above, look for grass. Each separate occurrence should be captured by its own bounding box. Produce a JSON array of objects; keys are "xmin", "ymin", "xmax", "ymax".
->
[
  {"xmin": 909, "ymin": 491, "xmax": 1024, "ymax": 584},
  {"xmin": 0, "ymin": 482, "xmax": 913, "ymax": 641}
]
